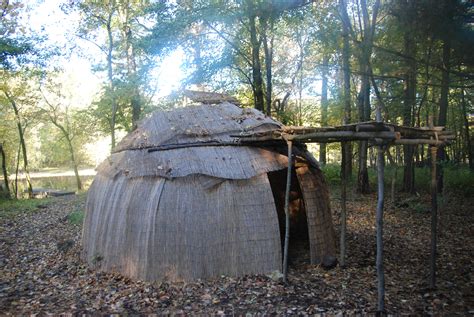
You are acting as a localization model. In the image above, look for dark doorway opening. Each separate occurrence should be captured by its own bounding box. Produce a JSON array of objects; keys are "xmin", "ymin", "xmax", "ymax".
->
[{"xmin": 267, "ymin": 168, "xmax": 310, "ymax": 267}]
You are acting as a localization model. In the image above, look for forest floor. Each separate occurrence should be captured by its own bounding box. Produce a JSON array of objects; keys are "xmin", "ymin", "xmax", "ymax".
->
[{"xmin": 0, "ymin": 190, "xmax": 473, "ymax": 315}]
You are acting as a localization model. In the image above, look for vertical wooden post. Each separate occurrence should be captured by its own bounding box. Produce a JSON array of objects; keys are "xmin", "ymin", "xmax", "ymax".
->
[
  {"xmin": 430, "ymin": 145, "xmax": 438, "ymax": 289},
  {"xmin": 283, "ymin": 140, "xmax": 293, "ymax": 283},
  {"xmin": 375, "ymin": 101, "xmax": 385, "ymax": 313},
  {"xmin": 340, "ymin": 141, "xmax": 348, "ymax": 267},
  {"xmin": 376, "ymin": 142, "xmax": 385, "ymax": 313}
]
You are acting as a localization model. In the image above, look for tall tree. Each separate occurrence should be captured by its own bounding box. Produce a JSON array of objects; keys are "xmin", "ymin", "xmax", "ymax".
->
[
  {"xmin": 261, "ymin": 6, "xmax": 275, "ymax": 116},
  {"xmin": 0, "ymin": 143, "xmax": 10, "ymax": 198},
  {"xmin": 70, "ymin": 0, "xmax": 163, "ymax": 150},
  {"xmin": 117, "ymin": 0, "xmax": 141, "ymax": 129},
  {"xmin": 71, "ymin": 0, "xmax": 119, "ymax": 150},
  {"xmin": 399, "ymin": 0, "xmax": 417, "ymax": 193},
  {"xmin": 0, "ymin": 72, "xmax": 38, "ymax": 198},
  {"xmin": 436, "ymin": 5, "xmax": 453, "ymax": 191},
  {"xmin": 339, "ymin": 0, "xmax": 353, "ymax": 177},
  {"xmin": 246, "ymin": 0, "xmax": 265, "ymax": 112},
  {"xmin": 319, "ymin": 53, "xmax": 329, "ymax": 164},
  {"xmin": 39, "ymin": 74, "xmax": 95, "ymax": 191},
  {"xmin": 339, "ymin": 0, "xmax": 380, "ymax": 193}
]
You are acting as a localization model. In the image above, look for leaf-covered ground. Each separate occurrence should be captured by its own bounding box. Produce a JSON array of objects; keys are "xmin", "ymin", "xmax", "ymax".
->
[{"xmin": 0, "ymin": 191, "xmax": 472, "ymax": 315}]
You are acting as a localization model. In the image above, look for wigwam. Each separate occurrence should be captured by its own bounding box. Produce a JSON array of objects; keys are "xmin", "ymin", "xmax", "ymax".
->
[{"xmin": 83, "ymin": 102, "xmax": 336, "ymax": 281}]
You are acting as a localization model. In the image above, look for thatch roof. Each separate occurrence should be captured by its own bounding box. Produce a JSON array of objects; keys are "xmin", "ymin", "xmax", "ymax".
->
[
  {"xmin": 100, "ymin": 103, "xmax": 288, "ymax": 180},
  {"xmin": 83, "ymin": 102, "xmax": 336, "ymax": 282},
  {"xmin": 114, "ymin": 102, "xmax": 279, "ymax": 152}
]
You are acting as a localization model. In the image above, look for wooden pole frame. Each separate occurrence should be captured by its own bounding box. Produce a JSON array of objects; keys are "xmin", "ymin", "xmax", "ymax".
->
[
  {"xmin": 282, "ymin": 140, "xmax": 293, "ymax": 283},
  {"xmin": 376, "ymin": 143, "xmax": 386, "ymax": 313},
  {"xmin": 340, "ymin": 141, "xmax": 348, "ymax": 268},
  {"xmin": 375, "ymin": 103, "xmax": 386, "ymax": 313},
  {"xmin": 430, "ymin": 145, "xmax": 438, "ymax": 289}
]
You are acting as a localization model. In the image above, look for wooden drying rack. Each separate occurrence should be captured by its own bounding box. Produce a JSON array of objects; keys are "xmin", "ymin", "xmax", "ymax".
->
[
  {"xmin": 236, "ymin": 120, "xmax": 454, "ymax": 146},
  {"xmin": 237, "ymin": 120, "xmax": 453, "ymax": 313}
]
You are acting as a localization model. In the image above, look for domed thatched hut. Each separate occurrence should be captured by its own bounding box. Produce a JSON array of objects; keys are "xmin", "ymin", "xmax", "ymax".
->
[{"xmin": 83, "ymin": 102, "xmax": 336, "ymax": 281}]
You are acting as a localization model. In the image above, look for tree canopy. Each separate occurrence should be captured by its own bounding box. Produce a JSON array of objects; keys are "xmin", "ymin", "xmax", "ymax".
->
[{"xmin": 0, "ymin": 0, "xmax": 473, "ymax": 198}]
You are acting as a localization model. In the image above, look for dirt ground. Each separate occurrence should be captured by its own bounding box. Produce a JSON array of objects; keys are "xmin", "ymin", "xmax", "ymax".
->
[{"xmin": 0, "ymin": 191, "xmax": 473, "ymax": 315}]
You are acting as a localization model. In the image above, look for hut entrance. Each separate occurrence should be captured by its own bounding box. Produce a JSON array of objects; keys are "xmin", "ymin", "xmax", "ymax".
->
[{"xmin": 268, "ymin": 168, "xmax": 310, "ymax": 266}]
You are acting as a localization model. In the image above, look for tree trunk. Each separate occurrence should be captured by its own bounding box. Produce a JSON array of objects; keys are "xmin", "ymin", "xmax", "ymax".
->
[
  {"xmin": 461, "ymin": 87, "xmax": 473, "ymax": 170},
  {"xmin": 319, "ymin": 54, "xmax": 329, "ymax": 165},
  {"xmin": 119, "ymin": 2, "xmax": 141, "ymax": 130},
  {"xmin": 297, "ymin": 43, "xmax": 304, "ymax": 126},
  {"xmin": 356, "ymin": 0, "xmax": 380, "ymax": 194},
  {"xmin": 339, "ymin": 0, "xmax": 352, "ymax": 266},
  {"xmin": 357, "ymin": 82, "xmax": 370, "ymax": 193},
  {"xmin": 386, "ymin": 149, "xmax": 398, "ymax": 203},
  {"xmin": 0, "ymin": 144, "xmax": 11, "ymax": 198},
  {"xmin": 106, "ymin": 13, "xmax": 118, "ymax": 151},
  {"xmin": 247, "ymin": 3, "xmax": 265, "ymax": 112},
  {"xmin": 66, "ymin": 137, "xmax": 82, "ymax": 191},
  {"xmin": 262, "ymin": 16, "xmax": 274, "ymax": 117},
  {"xmin": 401, "ymin": 1, "xmax": 417, "ymax": 193},
  {"xmin": 5, "ymin": 92, "xmax": 33, "ymax": 198},
  {"xmin": 14, "ymin": 143, "xmax": 20, "ymax": 198},
  {"xmin": 51, "ymin": 122, "xmax": 83, "ymax": 191},
  {"xmin": 437, "ymin": 37, "xmax": 451, "ymax": 193},
  {"xmin": 339, "ymin": 0, "xmax": 353, "ymax": 177}
]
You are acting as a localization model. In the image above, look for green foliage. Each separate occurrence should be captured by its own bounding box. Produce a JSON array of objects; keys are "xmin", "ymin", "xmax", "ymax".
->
[
  {"xmin": 67, "ymin": 209, "xmax": 85, "ymax": 225},
  {"xmin": 0, "ymin": 197, "xmax": 51, "ymax": 219},
  {"xmin": 321, "ymin": 164, "xmax": 342, "ymax": 186},
  {"xmin": 443, "ymin": 165, "xmax": 474, "ymax": 197},
  {"xmin": 0, "ymin": 0, "xmax": 472, "ymax": 193},
  {"xmin": 37, "ymin": 123, "xmax": 92, "ymax": 168},
  {"xmin": 0, "ymin": 1, "xmax": 32, "ymax": 69},
  {"xmin": 367, "ymin": 164, "xmax": 474, "ymax": 197},
  {"xmin": 36, "ymin": 72, "xmax": 97, "ymax": 169},
  {"xmin": 324, "ymin": 162, "xmax": 474, "ymax": 197}
]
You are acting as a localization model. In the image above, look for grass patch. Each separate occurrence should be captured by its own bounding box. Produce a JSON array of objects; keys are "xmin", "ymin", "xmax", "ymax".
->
[
  {"xmin": 68, "ymin": 210, "xmax": 85, "ymax": 225},
  {"xmin": 0, "ymin": 198, "xmax": 51, "ymax": 219}
]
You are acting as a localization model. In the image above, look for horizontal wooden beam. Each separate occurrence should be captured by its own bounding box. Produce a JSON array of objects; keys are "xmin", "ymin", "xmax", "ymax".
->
[{"xmin": 283, "ymin": 131, "xmax": 400, "ymax": 142}]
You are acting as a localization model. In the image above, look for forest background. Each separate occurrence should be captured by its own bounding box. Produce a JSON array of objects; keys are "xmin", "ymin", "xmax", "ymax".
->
[{"xmin": 1, "ymin": 0, "xmax": 473, "ymax": 198}]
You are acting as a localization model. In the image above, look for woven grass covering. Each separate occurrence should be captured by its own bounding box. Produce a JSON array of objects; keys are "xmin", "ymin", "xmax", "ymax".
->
[
  {"xmin": 83, "ymin": 173, "xmax": 281, "ymax": 281},
  {"xmin": 296, "ymin": 166, "xmax": 337, "ymax": 263},
  {"xmin": 97, "ymin": 146, "xmax": 289, "ymax": 180},
  {"xmin": 83, "ymin": 103, "xmax": 337, "ymax": 281}
]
